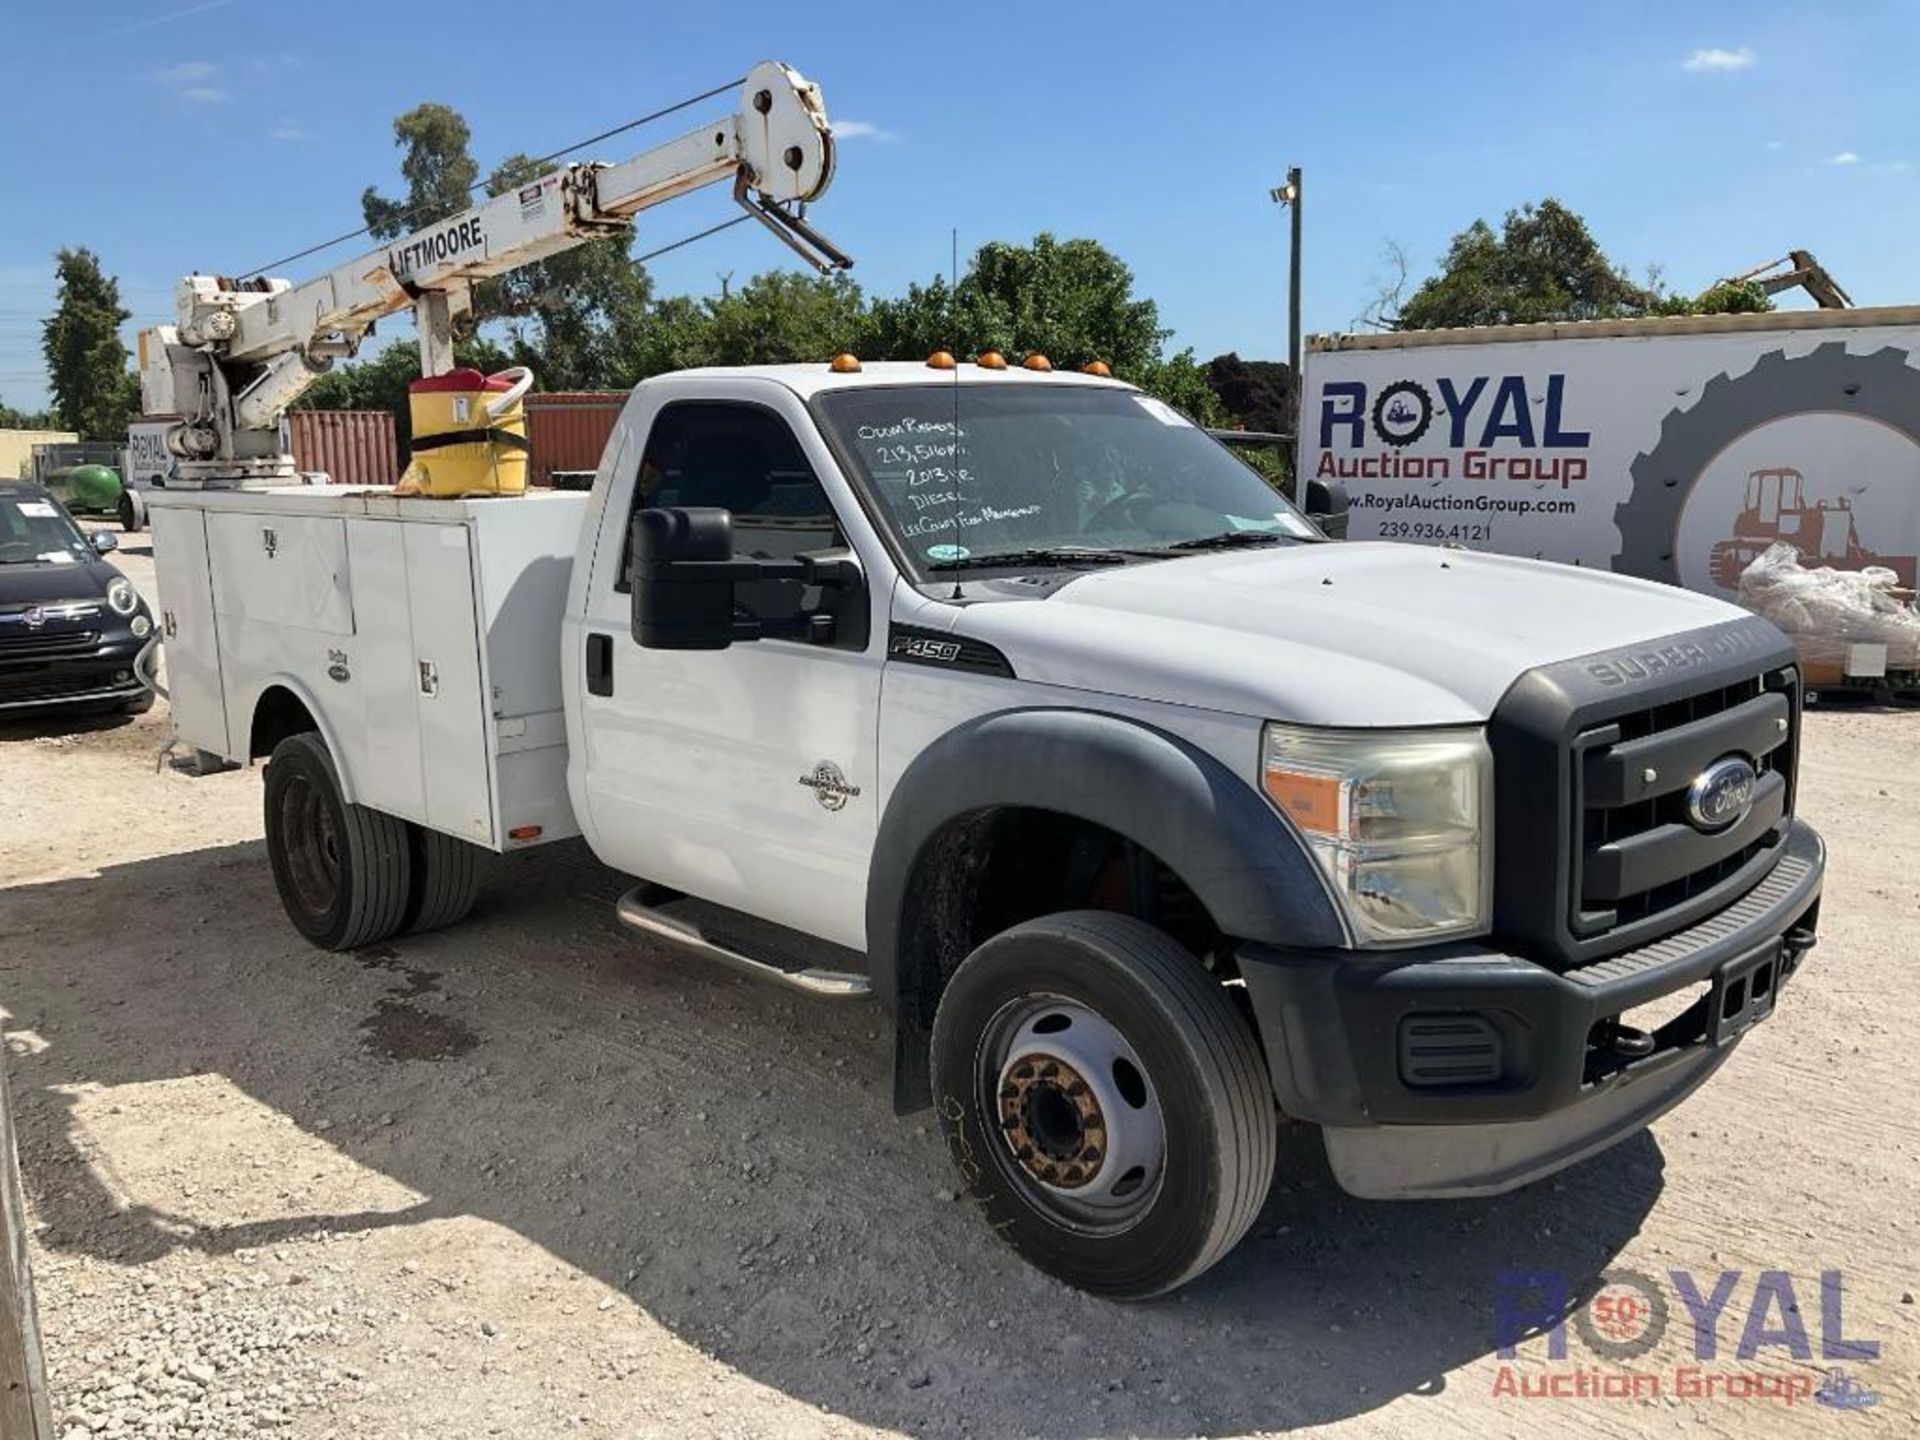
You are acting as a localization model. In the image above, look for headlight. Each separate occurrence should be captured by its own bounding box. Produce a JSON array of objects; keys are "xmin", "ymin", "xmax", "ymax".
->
[
  {"xmin": 1261, "ymin": 723, "xmax": 1492, "ymax": 945},
  {"xmin": 107, "ymin": 577, "xmax": 138, "ymax": 616},
  {"xmin": 131, "ymin": 613, "xmax": 152, "ymax": 638}
]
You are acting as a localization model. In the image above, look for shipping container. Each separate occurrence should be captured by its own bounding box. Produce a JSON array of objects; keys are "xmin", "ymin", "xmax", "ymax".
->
[
  {"xmin": 1298, "ymin": 306, "xmax": 1920, "ymax": 600},
  {"xmin": 288, "ymin": 410, "xmax": 399, "ymax": 487},
  {"xmin": 526, "ymin": 391, "xmax": 625, "ymax": 488}
]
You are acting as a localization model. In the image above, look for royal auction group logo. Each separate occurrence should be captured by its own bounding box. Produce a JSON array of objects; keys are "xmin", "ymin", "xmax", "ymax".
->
[{"xmin": 1492, "ymin": 1267, "xmax": 1880, "ymax": 1409}]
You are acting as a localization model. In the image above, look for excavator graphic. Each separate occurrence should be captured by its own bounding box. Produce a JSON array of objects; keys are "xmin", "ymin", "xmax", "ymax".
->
[{"xmin": 1708, "ymin": 466, "xmax": 1918, "ymax": 591}]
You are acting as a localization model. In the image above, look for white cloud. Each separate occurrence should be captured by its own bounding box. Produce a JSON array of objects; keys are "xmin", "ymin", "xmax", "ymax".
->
[
  {"xmin": 832, "ymin": 118, "xmax": 901, "ymax": 143},
  {"xmin": 270, "ymin": 120, "xmax": 309, "ymax": 142},
  {"xmin": 154, "ymin": 60, "xmax": 229, "ymax": 102},
  {"xmin": 106, "ymin": 0, "xmax": 243, "ymax": 38},
  {"xmin": 1682, "ymin": 46, "xmax": 1755, "ymax": 72},
  {"xmin": 1764, "ymin": 140, "xmax": 1785, "ymax": 151},
  {"xmin": 1825, "ymin": 151, "xmax": 1862, "ymax": 166}
]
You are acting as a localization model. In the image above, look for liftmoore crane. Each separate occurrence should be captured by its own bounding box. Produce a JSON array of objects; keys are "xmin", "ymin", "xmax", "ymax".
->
[{"xmin": 137, "ymin": 61, "xmax": 850, "ymax": 488}]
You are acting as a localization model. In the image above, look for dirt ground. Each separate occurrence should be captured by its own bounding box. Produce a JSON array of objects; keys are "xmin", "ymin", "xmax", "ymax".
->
[{"xmin": 2, "ymin": 531, "xmax": 1915, "ymax": 1439}]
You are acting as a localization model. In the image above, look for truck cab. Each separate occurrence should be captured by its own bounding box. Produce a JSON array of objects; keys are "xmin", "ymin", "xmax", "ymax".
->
[{"xmin": 148, "ymin": 358, "xmax": 1825, "ymax": 1299}]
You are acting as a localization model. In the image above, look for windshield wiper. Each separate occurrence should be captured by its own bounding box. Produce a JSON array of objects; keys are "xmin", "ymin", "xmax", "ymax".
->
[
  {"xmin": 926, "ymin": 547, "xmax": 1134, "ymax": 572},
  {"xmin": 1160, "ymin": 530, "xmax": 1295, "ymax": 552}
]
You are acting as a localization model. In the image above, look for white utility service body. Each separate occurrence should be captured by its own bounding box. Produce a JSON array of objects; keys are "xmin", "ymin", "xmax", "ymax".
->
[
  {"xmin": 148, "ymin": 362, "xmax": 1828, "ymax": 1299},
  {"xmin": 147, "ymin": 486, "xmax": 586, "ymax": 850}
]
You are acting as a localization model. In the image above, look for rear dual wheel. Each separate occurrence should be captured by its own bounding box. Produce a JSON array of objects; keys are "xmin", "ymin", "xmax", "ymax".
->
[
  {"xmin": 931, "ymin": 911, "xmax": 1276, "ymax": 1299},
  {"xmin": 264, "ymin": 733, "xmax": 480, "ymax": 950}
]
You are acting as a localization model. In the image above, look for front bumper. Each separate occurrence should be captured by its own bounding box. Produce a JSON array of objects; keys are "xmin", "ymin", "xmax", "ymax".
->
[
  {"xmin": 0, "ymin": 634, "xmax": 149, "ymax": 713},
  {"xmin": 1237, "ymin": 818, "xmax": 1824, "ymax": 1199}
]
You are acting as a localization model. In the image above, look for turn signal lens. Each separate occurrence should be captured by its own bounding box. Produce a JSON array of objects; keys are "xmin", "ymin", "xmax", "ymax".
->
[
  {"xmin": 829, "ymin": 353, "xmax": 862, "ymax": 373},
  {"xmin": 976, "ymin": 350, "xmax": 1008, "ymax": 370},
  {"xmin": 1021, "ymin": 352, "xmax": 1053, "ymax": 371},
  {"xmin": 1081, "ymin": 360, "xmax": 1113, "ymax": 377},
  {"xmin": 926, "ymin": 350, "xmax": 957, "ymax": 369},
  {"xmin": 507, "ymin": 824, "xmax": 543, "ymax": 842}
]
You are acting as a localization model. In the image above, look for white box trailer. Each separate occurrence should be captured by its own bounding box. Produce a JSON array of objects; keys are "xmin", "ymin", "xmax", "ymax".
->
[
  {"xmin": 146, "ymin": 486, "xmax": 587, "ymax": 850},
  {"xmin": 1297, "ymin": 307, "xmax": 1920, "ymax": 602}
]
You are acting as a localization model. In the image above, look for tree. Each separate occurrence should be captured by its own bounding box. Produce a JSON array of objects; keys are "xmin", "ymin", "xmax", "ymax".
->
[
  {"xmin": 1205, "ymin": 353, "xmax": 1292, "ymax": 433},
  {"xmin": 1396, "ymin": 199, "xmax": 1656, "ymax": 330},
  {"xmin": 480, "ymin": 153, "xmax": 655, "ymax": 391},
  {"xmin": 0, "ymin": 399, "xmax": 59, "ymax": 430},
  {"xmin": 701, "ymin": 271, "xmax": 868, "ymax": 366},
  {"xmin": 42, "ymin": 248, "xmax": 139, "ymax": 441},
  {"xmin": 296, "ymin": 334, "xmax": 513, "ymax": 446},
  {"xmin": 361, "ymin": 103, "xmax": 479, "ymax": 241}
]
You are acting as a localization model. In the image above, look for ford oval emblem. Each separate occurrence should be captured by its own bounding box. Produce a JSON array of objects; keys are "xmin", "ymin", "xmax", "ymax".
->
[{"xmin": 1685, "ymin": 755, "xmax": 1757, "ymax": 832}]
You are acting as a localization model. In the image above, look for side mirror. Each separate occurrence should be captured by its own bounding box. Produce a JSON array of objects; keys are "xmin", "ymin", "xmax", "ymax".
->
[
  {"xmin": 630, "ymin": 507, "xmax": 740, "ymax": 650},
  {"xmin": 628, "ymin": 506, "xmax": 864, "ymax": 651},
  {"xmin": 1302, "ymin": 478, "xmax": 1349, "ymax": 541},
  {"xmin": 92, "ymin": 530, "xmax": 119, "ymax": 555}
]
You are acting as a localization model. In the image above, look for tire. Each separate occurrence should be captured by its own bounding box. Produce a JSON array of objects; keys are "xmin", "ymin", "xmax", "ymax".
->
[
  {"xmin": 400, "ymin": 823, "xmax": 482, "ymax": 934},
  {"xmin": 119, "ymin": 489, "xmax": 146, "ymax": 533},
  {"xmin": 930, "ymin": 911, "xmax": 1276, "ymax": 1299},
  {"xmin": 263, "ymin": 732, "xmax": 412, "ymax": 950}
]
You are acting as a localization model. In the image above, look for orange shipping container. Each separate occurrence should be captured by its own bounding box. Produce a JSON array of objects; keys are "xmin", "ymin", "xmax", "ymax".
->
[
  {"xmin": 288, "ymin": 410, "xmax": 399, "ymax": 487},
  {"xmin": 526, "ymin": 391, "xmax": 626, "ymax": 488}
]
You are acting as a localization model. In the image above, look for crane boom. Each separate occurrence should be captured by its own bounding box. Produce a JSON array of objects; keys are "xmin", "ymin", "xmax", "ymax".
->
[{"xmin": 138, "ymin": 60, "xmax": 850, "ymax": 486}]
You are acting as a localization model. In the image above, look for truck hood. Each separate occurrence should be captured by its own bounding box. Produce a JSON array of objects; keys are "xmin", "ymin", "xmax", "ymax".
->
[{"xmin": 944, "ymin": 542, "xmax": 1750, "ymax": 727}]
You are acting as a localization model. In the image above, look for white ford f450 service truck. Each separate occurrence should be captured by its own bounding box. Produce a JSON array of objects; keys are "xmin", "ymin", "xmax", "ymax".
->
[{"xmin": 146, "ymin": 359, "xmax": 1825, "ymax": 1297}]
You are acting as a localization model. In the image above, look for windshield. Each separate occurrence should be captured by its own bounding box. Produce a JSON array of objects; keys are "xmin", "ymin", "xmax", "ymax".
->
[
  {"xmin": 0, "ymin": 493, "xmax": 90, "ymax": 566},
  {"xmin": 812, "ymin": 384, "xmax": 1319, "ymax": 572}
]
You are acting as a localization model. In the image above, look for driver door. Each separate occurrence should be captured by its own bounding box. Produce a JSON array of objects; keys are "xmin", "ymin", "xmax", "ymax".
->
[{"xmin": 577, "ymin": 388, "xmax": 883, "ymax": 950}]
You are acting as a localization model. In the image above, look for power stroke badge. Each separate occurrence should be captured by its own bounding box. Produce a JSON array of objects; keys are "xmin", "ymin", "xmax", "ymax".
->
[{"xmin": 798, "ymin": 761, "xmax": 862, "ymax": 812}]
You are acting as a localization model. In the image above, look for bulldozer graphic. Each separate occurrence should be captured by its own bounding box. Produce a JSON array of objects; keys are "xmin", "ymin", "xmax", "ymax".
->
[{"xmin": 1708, "ymin": 466, "xmax": 1919, "ymax": 591}]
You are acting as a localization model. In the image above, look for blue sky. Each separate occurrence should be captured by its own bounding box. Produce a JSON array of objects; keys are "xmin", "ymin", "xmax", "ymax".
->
[{"xmin": 2, "ymin": 0, "xmax": 1915, "ymax": 411}]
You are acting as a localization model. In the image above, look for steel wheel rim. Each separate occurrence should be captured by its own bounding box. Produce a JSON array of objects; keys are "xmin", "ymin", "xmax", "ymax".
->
[
  {"xmin": 977, "ymin": 994, "xmax": 1166, "ymax": 1234},
  {"xmin": 280, "ymin": 772, "xmax": 341, "ymax": 915}
]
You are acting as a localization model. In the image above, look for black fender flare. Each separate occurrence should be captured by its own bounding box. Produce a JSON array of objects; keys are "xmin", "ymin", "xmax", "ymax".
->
[{"xmin": 867, "ymin": 707, "xmax": 1348, "ymax": 1110}]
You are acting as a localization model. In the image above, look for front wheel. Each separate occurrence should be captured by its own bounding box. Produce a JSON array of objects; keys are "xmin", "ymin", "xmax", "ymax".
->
[
  {"xmin": 931, "ymin": 911, "xmax": 1276, "ymax": 1299},
  {"xmin": 118, "ymin": 489, "xmax": 146, "ymax": 532},
  {"xmin": 263, "ymin": 732, "xmax": 412, "ymax": 950}
]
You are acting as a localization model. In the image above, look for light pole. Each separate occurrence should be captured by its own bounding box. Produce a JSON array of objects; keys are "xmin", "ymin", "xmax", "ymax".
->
[{"xmin": 1269, "ymin": 166, "xmax": 1302, "ymax": 433}]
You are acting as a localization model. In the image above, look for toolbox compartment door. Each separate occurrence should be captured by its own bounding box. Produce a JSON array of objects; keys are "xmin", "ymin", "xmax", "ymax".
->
[
  {"xmin": 147, "ymin": 504, "xmax": 230, "ymax": 755},
  {"xmin": 205, "ymin": 512, "xmax": 354, "ymax": 636}
]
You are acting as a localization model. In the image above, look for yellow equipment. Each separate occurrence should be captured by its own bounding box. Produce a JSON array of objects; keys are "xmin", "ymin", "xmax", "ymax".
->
[{"xmin": 396, "ymin": 366, "xmax": 533, "ymax": 497}]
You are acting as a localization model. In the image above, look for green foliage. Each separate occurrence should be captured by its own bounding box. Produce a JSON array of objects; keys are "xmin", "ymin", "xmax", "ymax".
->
[
  {"xmin": 0, "ymin": 398, "xmax": 60, "ymax": 430},
  {"xmin": 1649, "ymin": 280, "xmax": 1777, "ymax": 318},
  {"xmin": 480, "ymin": 154, "xmax": 655, "ymax": 391},
  {"xmin": 42, "ymin": 248, "xmax": 138, "ymax": 441},
  {"xmin": 361, "ymin": 103, "xmax": 479, "ymax": 241},
  {"xmin": 1205, "ymin": 353, "xmax": 1293, "ymax": 433},
  {"xmin": 1397, "ymin": 200, "xmax": 1656, "ymax": 330},
  {"xmin": 296, "ymin": 334, "xmax": 512, "ymax": 446},
  {"xmin": 703, "ymin": 271, "xmax": 869, "ymax": 366}
]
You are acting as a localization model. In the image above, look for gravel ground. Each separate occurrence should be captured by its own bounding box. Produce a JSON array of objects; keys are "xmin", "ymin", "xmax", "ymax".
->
[{"xmin": 1, "ymin": 531, "xmax": 1915, "ymax": 1438}]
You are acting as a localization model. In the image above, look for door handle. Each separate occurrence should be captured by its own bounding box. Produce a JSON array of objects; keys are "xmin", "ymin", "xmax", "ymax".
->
[{"xmin": 586, "ymin": 632, "xmax": 613, "ymax": 696}]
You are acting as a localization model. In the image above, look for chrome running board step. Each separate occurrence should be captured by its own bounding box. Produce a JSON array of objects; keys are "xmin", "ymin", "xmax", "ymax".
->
[{"xmin": 615, "ymin": 888, "xmax": 872, "ymax": 999}]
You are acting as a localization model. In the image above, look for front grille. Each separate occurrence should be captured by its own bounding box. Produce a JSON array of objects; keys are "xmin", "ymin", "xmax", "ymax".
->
[
  {"xmin": 1489, "ymin": 616, "xmax": 1802, "ymax": 968},
  {"xmin": 1573, "ymin": 669, "xmax": 1796, "ymax": 933},
  {"xmin": 0, "ymin": 629, "xmax": 101, "ymax": 661}
]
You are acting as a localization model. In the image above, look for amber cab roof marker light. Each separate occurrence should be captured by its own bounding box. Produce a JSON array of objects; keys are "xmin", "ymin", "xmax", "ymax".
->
[
  {"xmin": 926, "ymin": 350, "xmax": 957, "ymax": 370},
  {"xmin": 976, "ymin": 350, "xmax": 1008, "ymax": 370},
  {"xmin": 1081, "ymin": 359, "xmax": 1113, "ymax": 377},
  {"xmin": 1021, "ymin": 352, "xmax": 1053, "ymax": 371},
  {"xmin": 829, "ymin": 352, "xmax": 863, "ymax": 373}
]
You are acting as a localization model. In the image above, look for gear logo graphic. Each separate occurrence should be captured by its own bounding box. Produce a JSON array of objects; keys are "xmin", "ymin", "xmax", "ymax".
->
[{"xmin": 1370, "ymin": 380, "xmax": 1435, "ymax": 448}]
